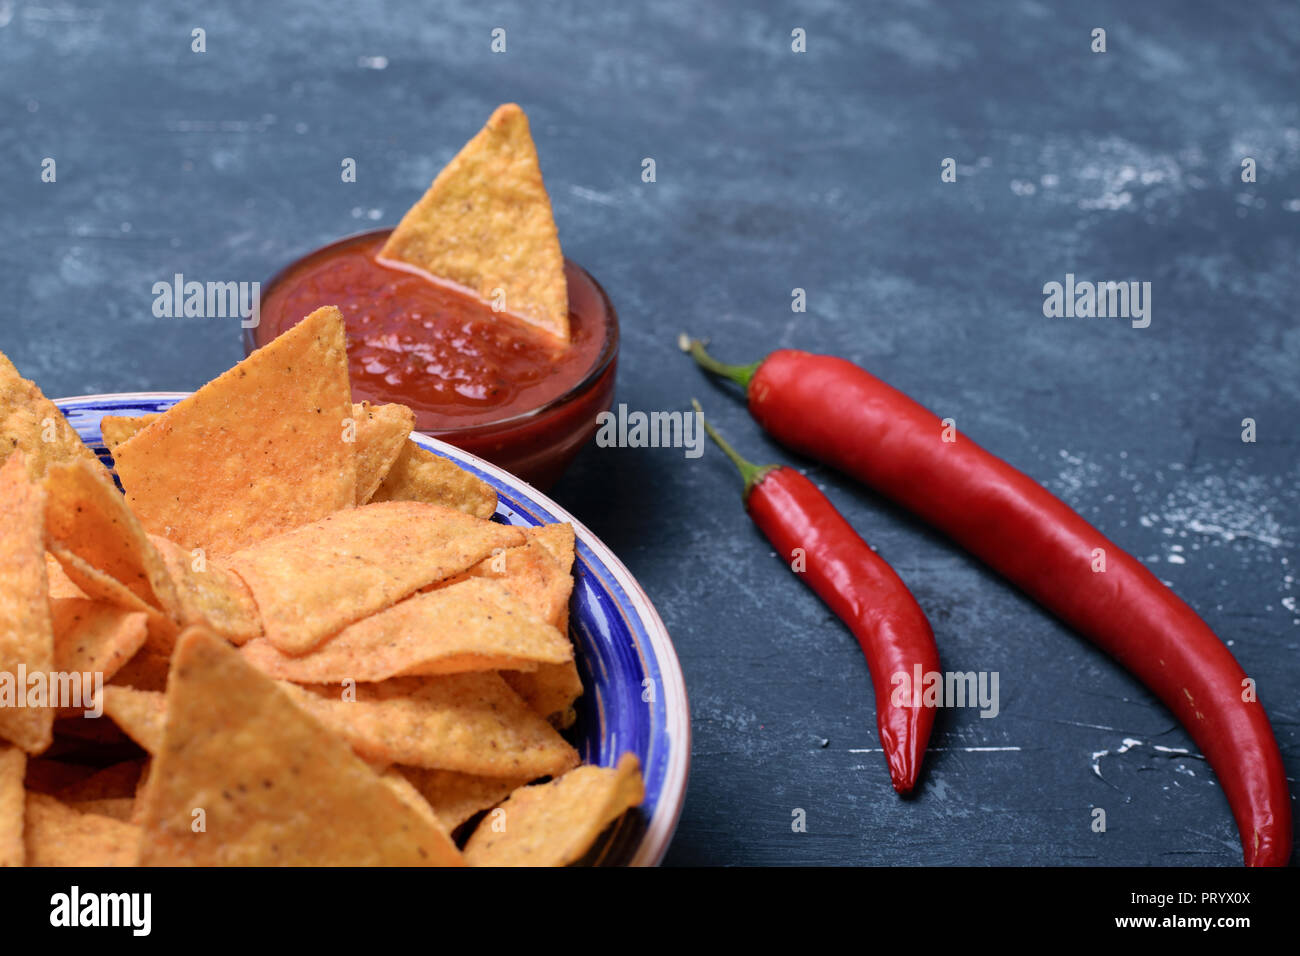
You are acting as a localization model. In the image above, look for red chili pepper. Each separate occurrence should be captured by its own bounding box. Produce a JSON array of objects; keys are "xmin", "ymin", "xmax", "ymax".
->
[
  {"xmin": 693, "ymin": 400, "xmax": 941, "ymax": 794},
  {"xmin": 686, "ymin": 339, "xmax": 1292, "ymax": 866}
]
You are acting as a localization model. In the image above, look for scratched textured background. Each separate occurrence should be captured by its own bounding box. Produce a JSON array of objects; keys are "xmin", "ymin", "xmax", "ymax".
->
[{"xmin": 1, "ymin": 1, "xmax": 1297, "ymax": 866}]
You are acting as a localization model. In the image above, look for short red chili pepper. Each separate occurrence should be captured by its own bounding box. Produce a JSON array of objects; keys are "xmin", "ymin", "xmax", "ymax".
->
[
  {"xmin": 685, "ymin": 339, "xmax": 1292, "ymax": 866},
  {"xmin": 694, "ymin": 400, "xmax": 941, "ymax": 794}
]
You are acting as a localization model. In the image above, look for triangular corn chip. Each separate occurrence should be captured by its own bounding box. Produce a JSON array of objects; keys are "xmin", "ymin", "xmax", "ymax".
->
[
  {"xmin": 45, "ymin": 553, "xmax": 85, "ymax": 599},
  {"xmin": 503, "ymin": 661, "xmax": 585, "ymax": 731},
  {"xmin": 452, "ymin": 537, "xmax": 573, "ymax": 626},
  {"xmin": 113, "ymin": 306, "xmax": 356, "ymax": 554},
  {"xmin": 464, "ymin": 754, "xmax": 644, "ymax": 866},
  {"xmin": 352, "ymin": 402, "xmax": 415, "ymax": 504},
  {"xmin": 0, "ymin": 351, "xmax": 106, "ymax": 481},
  {"xmin": 369, "ymin": 440, "xmax": 497, "ymax": 518},
  {"xmin": 147, "ymin": 535, "xmax": 261, "ymax": 644},
  {"xmin": 44, "ymin": 459, "xmax": 181, "ymax": 618},
  {"xmin": 111, "ymin": 402, "xmax": 415, "ymax": 507},
  {"xmin": 379, "ymin": 103, "xmax": 569, "ymax": 341},
  {"xmin": 51, "ymin": 598, "xmax": 148, "ymax": 685},
  {"xmin": 135, "ymin": 629, "xmax": 463, "ymax": 865},
  {"xmin": 278, "ymin": 673, "xmax": 579, "ymax": 778},
  {"xmin": 227, "ymin": 501, "xmax": 522, "ymax": 655},
  {"xmin": 48, "ymin": 547, "xmax": 178, "ymax": 647},
  {"xmin": 379, "ymin": 768, "xmax": 442, "ymax": 827},
  {"xmin": 525, "ymin": 523, "xmax": 575, "ymax": 572},
  {"xmin": 397, "ymin": 766, "xmax": 529, "ymax": 831},
  {"xmin": 23, "ymin": 792, "xmax": 138, "ymax": 866},
  {"xmin": 0, "ymin": 453, "xmax": 54, "ymax": 753},
  {"xmin": 99, "ymin": 686, "xmax": 165, "ymax": 754},
  {"xmin": 240, "ymin": 578, "xmax": 571, "ymax": 683},
  {"xmin": 487, "ymin": 529, "xmax": 582, "ymax": 727},
  {"xmin": 99, "ymin": 414, "xmax": 156, "ymax": 454}
]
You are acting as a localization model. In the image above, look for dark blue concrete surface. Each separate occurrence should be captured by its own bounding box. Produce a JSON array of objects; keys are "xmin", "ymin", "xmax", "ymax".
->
[{"xmin": 1, "ymin": 1, "xmax": 1296, "ymax": 865}]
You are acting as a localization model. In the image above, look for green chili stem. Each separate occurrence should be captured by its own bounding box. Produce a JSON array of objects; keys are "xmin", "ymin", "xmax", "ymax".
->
[
  {"xmin": 692, "ymin": 399, "xmax": 777, "ymax": 500},
  {"xmin": 679, "ymin": 334, "xmax": 761, "ymax": 389}
]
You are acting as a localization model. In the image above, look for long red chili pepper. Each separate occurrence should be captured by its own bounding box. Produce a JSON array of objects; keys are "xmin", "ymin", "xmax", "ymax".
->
[
  {"xmin": 685, "ymin": 339, "xmax": 1292, "ymax": 867},
  {"xmin": 693, "ymin": 400, "xmax": 941, "ymax": 794}
]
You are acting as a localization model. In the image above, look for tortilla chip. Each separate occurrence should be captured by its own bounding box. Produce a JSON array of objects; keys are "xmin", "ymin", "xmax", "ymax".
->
[
  {"xmin": 398, "ymin": 767, "xmax": 529, "ymax": 831},
  {"xmin": 370, "ymin": 440, "xmax": 497, "ymax": 518},
  {"xmin": 24, "ymin": 792, "xmax": 138, "ymax": 866},
  {"xmin": 379, "ymin": 103, "xmax": 569, "ymax": 341},
  {"xmin": 0, "ymin": 744, "xmax": 24, "ymax": 865},
  {"xmin": 464, "ymin": 754, "xmax": 644, "ymax": 866},
  {"xmin": 430, "ymin": 534, "xmax": 582, "ymax": 725},
  {"xmin": 352, "ymin": 402, "xmax": 415, "ymax": 504},
  {"xmin": 68, "ymin": 797, "xmax": 134, "ymax": 822},
  {"xmin": 44, "ymin": 460, "xmax": 181, "ymax": 618},
  {"xmin": 147, "ymin": 535, "xmax": 261, "ymax": 644},
  {"xmin": 523, "ymin": 524, "xmax": 574, "ymax": 638},
  {"xmin": 227, "ymin": 501, "xmax": 522, "ymax": 655},
  {"xmin": 136, "ymin": 628, "xmax": 463, "ymax": 865},
  {"xmin": 48, "ymin": 547, "xmax": 178, "ymax": 644},
  {"xmin": 458, "ymin": 537, "xmax": 573, "ymax": 626},
  {"xmin": 133, "ymin": 399, "xmax": 415, "ymax": 508},
  {"xmin": 278, "ymin": 673, "xmax": 580, "ymax": 778},
  {"xmin": 113, "ymin": 306, "xmax": 356, "ymax": 555},
  {"xmin": 51, "ymin": 598, "xmax": 148, "ymax": 684},
  {"xmin": 99, "ymin": 413, "xmax": 157, "ymax": 454},
  {"xmin": 51, "ymin": 565, "xmax": 179, "ymax": 696},
  {"xmin": 100, "ymin": 687, "xmax": 165, "ymax": 754},
  {"xmin": 46, "ymin": 553, "xmax": 86, "ymax": 599},
  {"xmin": 379, "ymin": 768, "xmax": 444, "ymax": 829},
  {"xmin": 0, "ymin": 453, "xmax": 54, "ymax": 753},
  {"xmin": 240, "ymin": 578, "xmax": 571, "ymax": 683},
  {"xmin": 79, "ymin": 560, "xmax": 189, "ymax": 692},
  {"xmin": 56, "ymin": 759, "xmax": 147, "ymax": 802},
  {"xmin": 503, "ymin": 665, "xmax": 585, "ymax": 731},
  {"xmin": 0, "ymin": 351, "xmax": 106, "ymax": 481},
  {"xmin": 490, "ymin": 529, "xmax": 582, "ymax": 727},
  {"xmin": 526, "ymin": 522, "xmax": 575, "ymax": 573},
  {"xmin": 99, "ymin": 681, "xmax": 550, "ymax": 832}
]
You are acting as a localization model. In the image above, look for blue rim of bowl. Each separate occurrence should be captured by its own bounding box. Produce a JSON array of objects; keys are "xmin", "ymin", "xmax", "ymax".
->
[{"xmin": 54, "ymin": 391, "xmax": 690, "ymax": 866}]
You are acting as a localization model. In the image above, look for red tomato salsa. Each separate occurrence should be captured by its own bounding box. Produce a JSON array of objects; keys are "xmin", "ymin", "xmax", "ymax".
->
[{"xmin": 257, "ymin": 231, "xmax": 609, "ymax": 430}]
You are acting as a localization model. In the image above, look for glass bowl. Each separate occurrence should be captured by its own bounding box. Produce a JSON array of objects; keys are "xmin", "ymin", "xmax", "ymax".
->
[{"xmin": 247, "ymin": 228, "xmax": 618, "ymax": 489}]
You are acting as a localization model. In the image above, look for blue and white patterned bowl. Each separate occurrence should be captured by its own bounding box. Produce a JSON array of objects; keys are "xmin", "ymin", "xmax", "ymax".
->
[{"xmin": 56, "ymin": 392, "xmax": 691, "ymax": 866}]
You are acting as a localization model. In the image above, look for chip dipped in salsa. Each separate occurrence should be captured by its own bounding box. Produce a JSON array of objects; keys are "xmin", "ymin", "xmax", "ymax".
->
[
  {"xmin": 253, "ymin": 229, "xmax": 617, "ymax": 487},
  {"xmin": 254, "ymin": 104, "xmax": 616, "ymax": 487}
]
